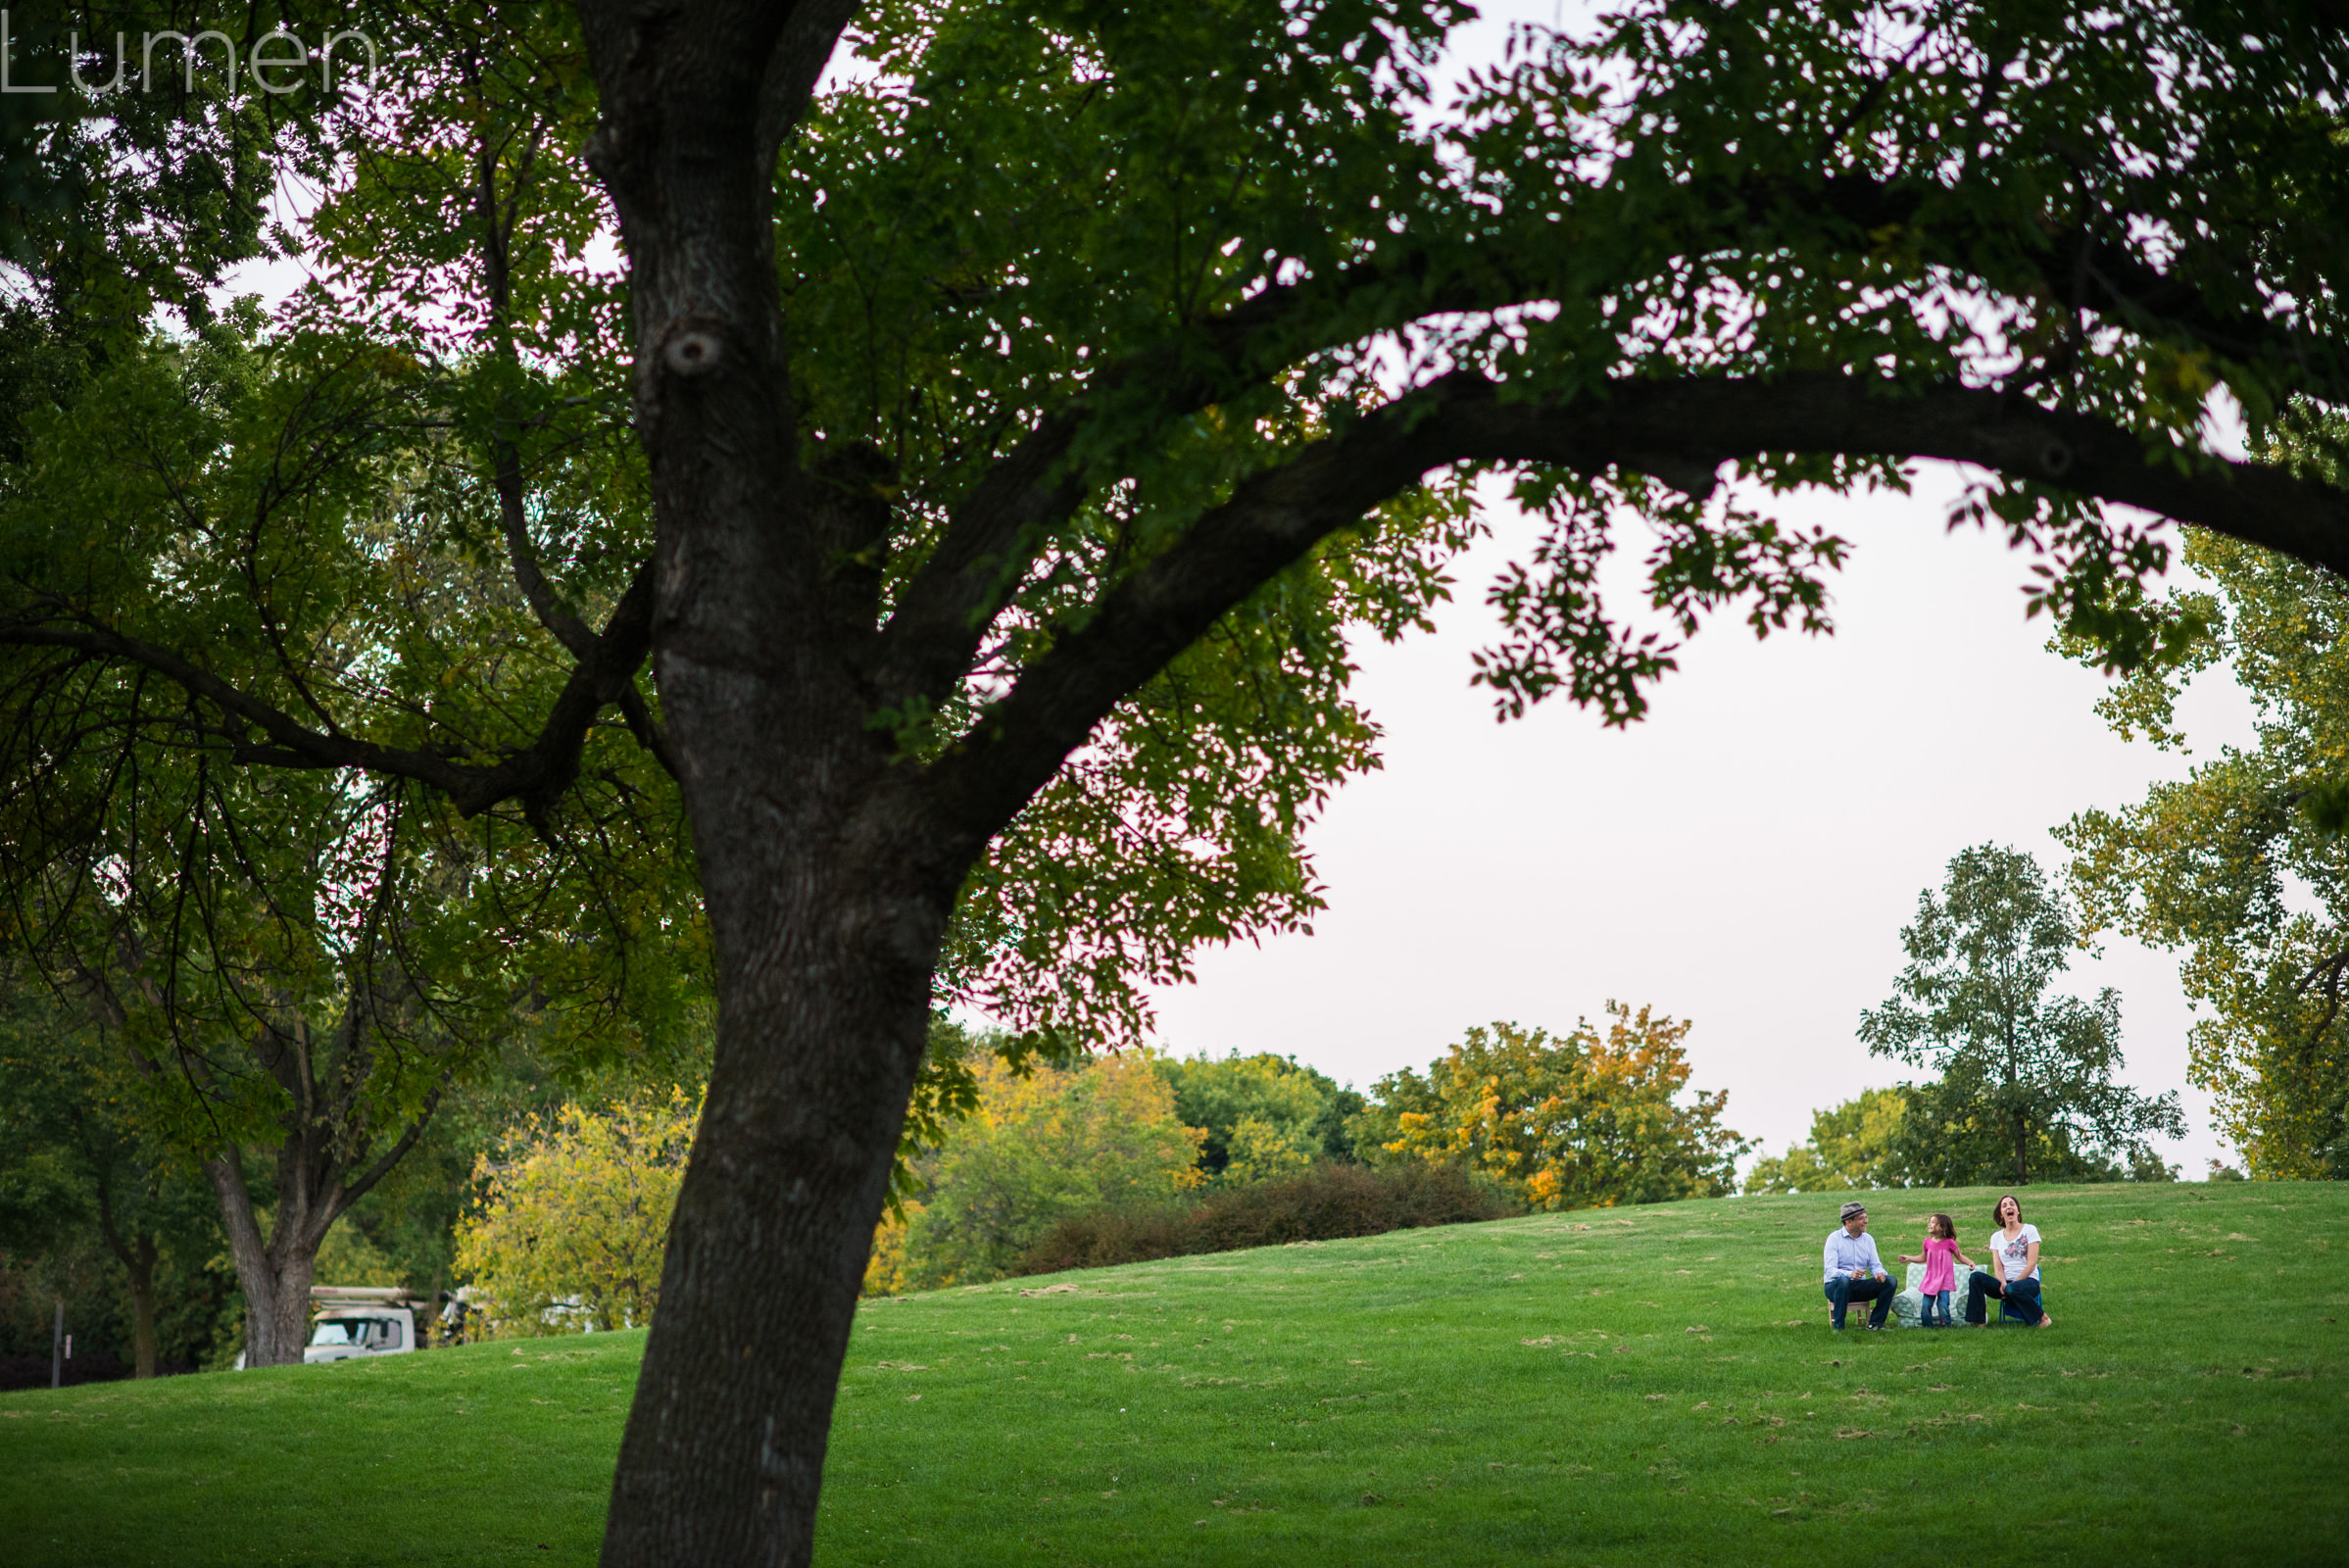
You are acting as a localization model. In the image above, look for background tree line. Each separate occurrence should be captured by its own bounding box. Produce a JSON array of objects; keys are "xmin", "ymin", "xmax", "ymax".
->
[
  {"xmin": 0, "ymin": 959, "xmax": 704, "ymax": 1385},
  {"xmin": 464, "ymin": 1002, "xmax": 1747, "ymax": 1315}
]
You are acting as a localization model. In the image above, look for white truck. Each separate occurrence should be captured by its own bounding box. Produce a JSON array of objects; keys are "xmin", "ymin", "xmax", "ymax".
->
[{"xmin": 302, "ymin": 1286, "xmax": 430, "ymax": 1363}]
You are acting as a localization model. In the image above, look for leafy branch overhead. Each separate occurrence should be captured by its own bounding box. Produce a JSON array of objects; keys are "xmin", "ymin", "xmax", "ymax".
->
[{"xmin": 7, "ymin": 7, "xmax": 2349, "ymax": 1051}]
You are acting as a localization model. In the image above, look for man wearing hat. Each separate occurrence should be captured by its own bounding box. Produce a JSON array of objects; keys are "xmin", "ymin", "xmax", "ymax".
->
[{"xmin": 1822, "ymin": 1200, "xmax": 1895, "ymax": 1330}]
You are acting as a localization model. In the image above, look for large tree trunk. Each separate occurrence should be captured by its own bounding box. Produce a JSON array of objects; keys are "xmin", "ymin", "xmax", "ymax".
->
[
  {"xmin": 599, "ymin": 860, "xmax": 940, "ymax": 1565},
  {"xmin": 596, "ymin": 503, "xmax": 954, "ymax": 1557},
  {"xmin": 576, "ymin": 7, "xmax": 1027, "ymax": 1561},
  {"xmin": 205, "ymin": 1152, "xmax": 335, "ymax": 1368}
]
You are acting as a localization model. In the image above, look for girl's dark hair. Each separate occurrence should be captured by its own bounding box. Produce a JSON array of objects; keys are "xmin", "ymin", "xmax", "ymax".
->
[
  {"xmin": 1992, "ymin": 1193, "xmax": 2024, "ymax": 1227},
  {"xmin": 1929, "ymin": 1212, "xmax": 1955, "ymax": 1240}
]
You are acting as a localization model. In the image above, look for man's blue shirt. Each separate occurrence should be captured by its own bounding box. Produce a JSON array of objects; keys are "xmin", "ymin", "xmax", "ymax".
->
[{"xmin": 1822, "ymin": 1228, "xmax": 1885, "ymax": 1283}]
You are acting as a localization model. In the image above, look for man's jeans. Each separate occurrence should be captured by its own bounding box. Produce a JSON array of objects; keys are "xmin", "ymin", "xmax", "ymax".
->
[
  {"xmin": 1823, "ymin": 1273, "xmax": 1896, "ymax": 1329},
  {"xmin": 1963, "ymin": 1270, "xmax": 2043, "ymax": 1325}
]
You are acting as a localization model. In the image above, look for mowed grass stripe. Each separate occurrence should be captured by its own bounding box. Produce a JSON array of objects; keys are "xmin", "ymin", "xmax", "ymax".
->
[{"xmin": 5, "ymin": 1183, "xmax": 2344, "ymax": 1566}]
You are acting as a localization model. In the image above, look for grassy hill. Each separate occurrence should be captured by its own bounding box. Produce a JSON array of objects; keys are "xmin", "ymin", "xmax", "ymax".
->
[{"xmin": 4, "ymin": 1182, "xmax": 2344, "ymax": 1565}]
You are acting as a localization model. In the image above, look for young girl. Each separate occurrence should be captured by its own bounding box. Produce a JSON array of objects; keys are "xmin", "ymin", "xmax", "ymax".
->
[{"xmin": 1897, "ymin": 1213, "xmax": 1971, "ymax": 1328}]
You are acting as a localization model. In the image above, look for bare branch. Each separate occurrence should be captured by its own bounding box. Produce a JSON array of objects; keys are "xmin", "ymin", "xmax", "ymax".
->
[{"xmin": 756, "ymin": 0, "xmax": 864, "ymax": 167}]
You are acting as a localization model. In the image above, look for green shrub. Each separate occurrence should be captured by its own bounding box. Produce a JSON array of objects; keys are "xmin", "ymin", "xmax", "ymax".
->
[{"xmin": 1010, "ymin": 1160, "xmax": 1519, "ymax": 1275}]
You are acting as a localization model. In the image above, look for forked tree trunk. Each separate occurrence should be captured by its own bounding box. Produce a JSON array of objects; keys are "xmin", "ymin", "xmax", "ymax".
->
[
  {"xmin": 206, "ymin": 1152, "xmax": 339, "ymax": 1368},
  {"xmin": 576, "ymin": 8, "xmax": 1053, "ymax": 1561}
]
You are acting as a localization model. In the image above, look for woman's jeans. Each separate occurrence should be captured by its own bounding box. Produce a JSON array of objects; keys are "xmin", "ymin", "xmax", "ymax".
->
[
  {"xmin": 1963, "ymin": 1270, "xmax": 2043, "ymax": 1325},
  {"xmin": 1921, "ymin": 1290, "xmax": 1953, "ymax": 1327}
]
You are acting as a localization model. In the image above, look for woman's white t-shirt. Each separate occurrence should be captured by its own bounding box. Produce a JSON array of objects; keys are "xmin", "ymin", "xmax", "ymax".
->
[{"xmin": 1989, "ymin": 1222, "xmax": 2041, "ymax": 1284}]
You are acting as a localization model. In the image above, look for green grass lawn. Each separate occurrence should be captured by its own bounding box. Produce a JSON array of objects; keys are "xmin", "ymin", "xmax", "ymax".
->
[{"xmin": 6, "ymin": 1182, "xmax": 2345, "ymax": 1565}]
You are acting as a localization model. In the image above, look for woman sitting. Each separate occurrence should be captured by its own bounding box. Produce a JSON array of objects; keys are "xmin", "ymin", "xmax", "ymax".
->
[{"xmin": 1963, "ymin": 1193, "xmax": 2054, "ymax": 1328}]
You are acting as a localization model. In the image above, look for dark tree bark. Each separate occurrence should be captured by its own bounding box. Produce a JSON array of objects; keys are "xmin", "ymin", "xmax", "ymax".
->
[
  {"xmin": 568, "ymin": 11, "xmax": 965, "ymax": 1557},
  {"xmin": 207, "ymin": 1151, "xmax": 326, "ymax": 1369},
  {"xmin": 91, "ymin": 1184, "xmax": 159, "ymax": 1379}
]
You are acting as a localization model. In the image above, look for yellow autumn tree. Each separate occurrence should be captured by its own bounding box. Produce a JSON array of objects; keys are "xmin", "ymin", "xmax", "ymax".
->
[
  {"xmin": 1368, "ymin": 1005, "xmax": 1748, "ymax": 1209},
  {"xmin": 454, "ymin": 1088, "xmax": 699, "ymax": 1336}
]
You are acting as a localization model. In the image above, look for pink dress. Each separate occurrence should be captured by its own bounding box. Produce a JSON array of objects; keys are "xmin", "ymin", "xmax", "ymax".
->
[{"xmin": 1920, "ymin": 1237, "xmax": 1960, "ymax": 1295}]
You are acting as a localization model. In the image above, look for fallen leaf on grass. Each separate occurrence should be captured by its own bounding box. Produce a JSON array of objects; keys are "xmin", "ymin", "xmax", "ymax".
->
[{"xmin": 1020, "ymin": 1285, "xmax": 1080, "ymax": 1298}]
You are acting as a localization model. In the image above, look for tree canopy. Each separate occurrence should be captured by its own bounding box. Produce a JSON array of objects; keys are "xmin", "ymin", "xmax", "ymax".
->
[
  {"xmin": 3, "ymin": 2, "xmax": 2347, "ymax": 1559},
  {"xmin": 1160, "ymin": 1051, "xmax": 1362, "ymax": 1184},
  {"xmin": 455, "ymin": 1086, "xmax": 700, "ymax": 1336},
  {"xmin": 2062, "ymin": 499, "xmax": 2349, "ymax": 1178}
]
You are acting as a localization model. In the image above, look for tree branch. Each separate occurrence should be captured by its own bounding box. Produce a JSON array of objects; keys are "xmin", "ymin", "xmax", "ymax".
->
[
  {"xmin": 873, "ymin": 254, "xmax": 1489, "ymax": 708},
  {"xmin": 919, "ymin": 370, "xmax": 2349, "ymax": 848},
  {"xmin": 1786, "ymin": 172, "xmax": 2349, "ymax": 397},
  {"xmin": 756, "ymin": 0, "xmax": 864, "ymax": 168},
  {"xmin": 0, "ymin": 557, "xmax": 662, "ymax": 818},
  {"xmin": 338, "ymin": 1073, "xmax": 453, "ymax": 1212}
]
